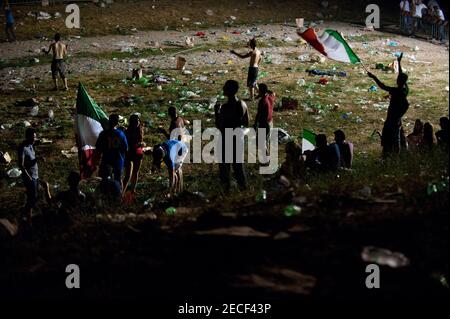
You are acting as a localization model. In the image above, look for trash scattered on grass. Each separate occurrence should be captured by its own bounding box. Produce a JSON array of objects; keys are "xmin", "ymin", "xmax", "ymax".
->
[
  {"xmin": 7, "ymin": 168, "xmax": 22, "ymax": 178},
  {"xmin": 195, "ymin": 226, "xmax": 270, "ymax": 237},
  {"xmin": 361, "ymin": 246, "xmax": 410, "ymax": 268},
  {"xmin": 427, "ymin": 177, "xmax": 449, "ymax": 195},
  {"xmin": 0, "ymin": 152, "xmax": 12, "ymax": 164},
  {"xmin": 61, "ymin": 146, "xmax": 78, "ymax": 159},
  {"xmin": 307, "ymin": 69, "xmax": 347, "ymax": 77},
  {"xmin": 165, "ymin": 207, "xmax": 177, "ymax": 215},
  {"xmin": 369, "ymin": 85, "xmax": 378, "ymax": 92},
  {"xmin": 284, "ymin": 204, "xmax": 301, "ymax": 217}
]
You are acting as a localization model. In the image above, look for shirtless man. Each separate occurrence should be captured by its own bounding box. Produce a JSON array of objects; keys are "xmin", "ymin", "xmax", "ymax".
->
[
  {"xmin": 43, "ymin": 33, "xmax": 69, "ymax": 91},
  {"xmin": 231, "ymin": 38, "xmax": 262, "ymax": 101}
]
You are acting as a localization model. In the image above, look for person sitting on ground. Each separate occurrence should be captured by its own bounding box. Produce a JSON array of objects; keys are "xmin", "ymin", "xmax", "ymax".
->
[
  {"xmin": 332, "ymin": 129, "xmax": 353, "ymax": 169},
  {"xmin": 123, "ymin": 114, "xmax": 145, "ymax": 196},
  {"xmin": 407, "ymin": 119, "xmax": 424, "ymax": 150},
  {"xmin": 368, "ymin": 53, "xmax": 409, "ymax": 158},
  {"xmin": 254, "ymin": 83, "xmax": 276, "ymax": 156},
  {"xmin": 96, "ymin": 114, "xmax": 128, "ymax": 192},
  {"xmin": 230, "ymin": 38, "xmax": 262, "ymax": 101},
  {"xmin": 152, "ymin": 140, "xmax": 188, "ymax": 195},
  {"xmin": 158, "ymin": 106, "xmax": 190, "ymax": 142},
  {"xmin": 98, "ymin": 165, "xmax": 123, "ymax": 201},
  {"xmin": 18, "ymin": 128, "xmax": 39, "ymax": 227},
  {"xmin": 280, "ymin": 141, "xmax": 304, "ymax": 179},
  {"xmin": 215, "ymin": 80, "xmax": 249, "ymax": 191},
  {"xmin": 421, "ymin": 122, "xmax": 436, "ymax": 150},
  {"xmin": 305, "ymin": 134, "xmax": 341, "ymax": 172},
  {"xmin": 43, "ymin": 33, "xmax": 69, "ymax": 91},
  {"xmin": 435, "ymin": 116, "xmax": 449, "ymax": 148},
  {"xmin": 41, "ymin": 171, "xmax": 86, "ymax": 217}
]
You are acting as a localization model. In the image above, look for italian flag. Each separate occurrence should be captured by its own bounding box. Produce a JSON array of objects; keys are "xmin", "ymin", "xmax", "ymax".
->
[
  {"xmin": 302, "ymin": 129, "xmax": 316, "ymax": 153},
  {"xmin": 298, "ymin": 28, "xmax": 361, "ymax": 64},
  {"xmin": 75, "ymin": 82, "xmax": 109, "ymax": 179}
]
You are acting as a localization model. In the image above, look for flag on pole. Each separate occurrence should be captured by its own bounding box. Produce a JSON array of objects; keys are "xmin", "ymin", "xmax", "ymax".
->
[
  {"xmin": 297, "ymin": 28, "xmax": 361, "ymax": 64},
  {"xmin": 75, "ymin": 82, "xmax": 109, "ymax": 179},
  {"xmin": 302, "ymin": 129, "xmax": 316, "ymax": 153}
]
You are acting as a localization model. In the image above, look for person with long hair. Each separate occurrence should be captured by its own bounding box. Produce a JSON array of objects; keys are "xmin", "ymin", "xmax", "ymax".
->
[
  {"xmin": 422, "ymin": 122, "xmax": 436, "ymax": 150},
  {"xmin": 123, "ymin": 114, "xmax": 145, "ymax": 195},
  {"xmin": 407, "ymin": 119, "xmax": 424, "ymax": 150}
]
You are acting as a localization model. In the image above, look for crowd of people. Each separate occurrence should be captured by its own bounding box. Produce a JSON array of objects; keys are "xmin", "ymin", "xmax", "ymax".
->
[
  {"xmin": 4, "ymin": 21, "xmax": 447, "ymax": 228},
  {"xmin": 400, "ymin": 0, "xmax": 448, "ymax": 42}
]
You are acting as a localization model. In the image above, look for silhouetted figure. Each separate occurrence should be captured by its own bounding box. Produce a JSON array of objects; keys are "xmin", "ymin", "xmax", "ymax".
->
[
  {"xmin": 280, "ymin": 141, "xmax": 304, "ymax": 178},
  {"xmin": 4, "ymin": 2, "xmax": 15, "ymax": 42},
  {"xmin": 305, "ymin": 134, "xmax": 340, "ymax": 172},
  {"xmin": 96, "ymin": 114, "xmax": 129, "ymax": 191},
  {"xmin": 368, "ymin": 53, "xmax": 409, "ymax": 158},
  {"xmin": 332, "ymin": 129, "xmax": 353, "ymax": 169},
  {"xmin": 407, "ymin": 119, "xmax": 424, "ymax": 150},
  {"xmin": 215, "ymin": 80, "xmax": 249, "ymax": 191},
  {"xmin": 435, "ymin": 116, "xmax": 449, "ymax": 148},
  {"xmin": 422, "ymin": 122, "xmax": 436, "ymax": 150},
  {"xmin": 42, "ymin": 171, "xmax": 86, "ymax": 216}
]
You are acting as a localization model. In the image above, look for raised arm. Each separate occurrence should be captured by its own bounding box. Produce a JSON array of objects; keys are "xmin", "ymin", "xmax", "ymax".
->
[
  {"xmin": 397, "ymin": 52, "xmax": 404, "ymax": 76},
  {"xmin": 230, "ymin": 50, "xmax": 252, "ymax": 59},
  {"xmin": 368, "ymin": 72, "xmax": 391, "ymax": 92}
]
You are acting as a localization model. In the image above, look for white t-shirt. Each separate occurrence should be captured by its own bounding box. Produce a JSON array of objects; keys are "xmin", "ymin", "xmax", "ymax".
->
[
  {"xmin": 414, "ymin": 4, "xmax": 427, "ymax": 17},
  {"xmin": 400, "ymin": 0, "xmax": 410, "ymax": 12},
  {"xmin": 437, "ymin": 9, "xmax": 445, "ymax": 20}
]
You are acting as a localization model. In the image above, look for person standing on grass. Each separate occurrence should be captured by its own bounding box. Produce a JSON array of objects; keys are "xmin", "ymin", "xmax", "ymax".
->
[
  {"xmin": 368, "ymin": 53, "xmax": 409, "ymax": 158},
  {"xmin": 18, "ymin": 128, "xmax": 39, "ymax": 227},
  {"xmin": 43, "ymin": 33, "xmax": 69, "ymax": 91},
  {"xmin": 215, "ymin": 80, "xmax": 249, "ymax": 191},
  {"xmin": 123, "ymin": 114, "xmax": 145, "ymax": 196},
  {"xmin": 96, "ymin": 114, "xmax": 129, "ymax": 192},
  {"xmin": 230, "ymin": 38, "xmax": 262, "ymax": 101},
  {"xmin": 254, "ymin": 83, "xmax": 275, "ymax": 156},
  {"xmin": 4, "ymin": 1, "xmax": 16, "ymax": 42}
]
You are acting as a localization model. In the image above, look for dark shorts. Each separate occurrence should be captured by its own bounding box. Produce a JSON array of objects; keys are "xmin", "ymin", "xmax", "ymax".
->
[
  {"xmin": 24, "ymin": 178, "xmax": 39, "ymax": 209},
  {"xmin": 99, "ymin": 163, "xmax": 123, "ymax": 183},
  {"xmin": 247, "ymin": 67, "xmax": 259, "ymax": 88},
  {"xmin": 51, "ymin": 59, "xmax": 66, "ymax": 79}
]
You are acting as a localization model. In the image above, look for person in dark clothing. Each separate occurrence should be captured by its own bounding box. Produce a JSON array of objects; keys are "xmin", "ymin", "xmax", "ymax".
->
[
  {"xmin": 18, "ymin": 128, "xmax": 39, "ymax": 226},
  {"xmin": 435, "ymin": 116, "xmax": 449, "ymax": 148},
  {"xmin": 215, "ymin": 80, "xmax": 249, "ymax": 191},
  {"xmin": 368, "ymin": 52, "xmax": 409, "ymax": 158},
  {"xmin": 407, "ymin": 119, "xmax": 424, "ymax": 150},
  {"xmin": 305, "ymin": 134, "xmax": 341, "ymax": 172},
  {"xmin": 254, "ymin": 83, "xmax": 276, "ymax": 156},
  {"xmin": 332, "ymin": 129, "xmax": 353, "ymax": 169},
  {"xmin": 422, "ymin": 122, "xmax": 436, "ymax": 150},
  {"xmin": 96, "ymin": 114, "xmax": 128, "ymax": 191},
  {"xmin": 42, "ymin": 171, "xmax": 86, "ymax": 216},
  {"xmin": 4, "ymin": 2, "xmax": 16, "ymax": 42},
  {"xmin": 123, "ymin": 114, "xmax": 145, "ymax": 195}
]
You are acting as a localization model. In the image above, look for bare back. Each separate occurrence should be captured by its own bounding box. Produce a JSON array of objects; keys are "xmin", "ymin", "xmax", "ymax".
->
[
  {"xmin": 250, "ymin": 48, "xmax": 262, "ymax": 67},
  {"xmin": 51, "ymin": 42, "xmax": 67, "ymax": 60}
]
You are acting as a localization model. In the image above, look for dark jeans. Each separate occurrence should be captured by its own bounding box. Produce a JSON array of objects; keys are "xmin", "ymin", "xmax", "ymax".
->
[
  {"xmin": 24, "ymin": 178, "xmax": 39, "ymax": 209},
  {"xmin": 219, "ymin": 163, "xmax": 247, "ymax": 190},
  {"xmin": 5, "ymin": 23, "xmax": 15, "ymax": 42}
]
